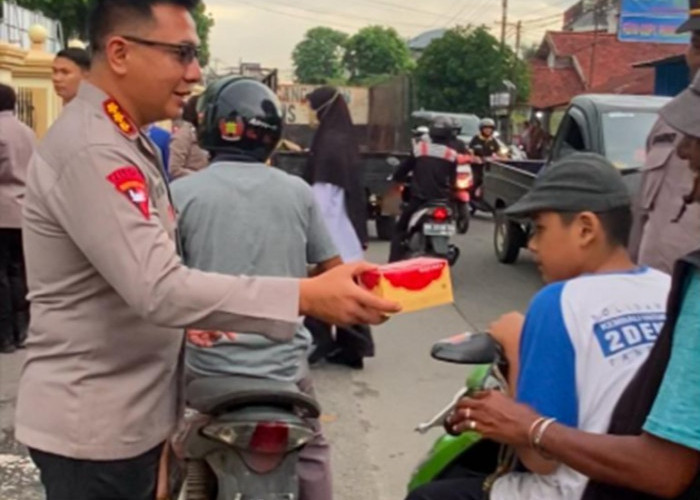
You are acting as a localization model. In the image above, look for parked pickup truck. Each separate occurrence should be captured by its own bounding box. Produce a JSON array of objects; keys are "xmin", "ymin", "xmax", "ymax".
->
[
  {"xmin": 484, "ymin": 94, "xmax": 671, "ymax": 264},
  {"xmin": 270, "ymin": 151, "xmax": 410, "ymax": 240}
]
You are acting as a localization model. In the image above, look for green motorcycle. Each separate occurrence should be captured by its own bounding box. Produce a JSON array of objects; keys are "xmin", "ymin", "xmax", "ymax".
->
[{"xmin": 407, "ymin": 332, "xmax": 509, "ymax": 493}]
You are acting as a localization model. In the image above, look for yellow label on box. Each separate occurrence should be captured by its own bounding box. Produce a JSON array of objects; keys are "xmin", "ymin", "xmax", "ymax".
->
[{"xmin": 360, "ymin": 258, "xmax": 454, "ymax": 314}]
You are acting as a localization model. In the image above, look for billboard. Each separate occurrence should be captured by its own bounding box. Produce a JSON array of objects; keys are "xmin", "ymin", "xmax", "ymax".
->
[{"xmin": 619, "ymin": 0, "xmax": 690, "ymax": 43}]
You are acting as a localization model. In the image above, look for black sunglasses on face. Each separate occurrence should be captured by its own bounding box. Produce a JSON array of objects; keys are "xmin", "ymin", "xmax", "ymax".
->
[{"xmin": 122, "ymin": 35, "xmax": 200, "ymax": 65}]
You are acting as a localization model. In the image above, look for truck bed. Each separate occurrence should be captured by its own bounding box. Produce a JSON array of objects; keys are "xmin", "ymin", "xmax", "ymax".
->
[{"xmin": 483, "ymin": 159, "xmax": 546, "ymax": 211}]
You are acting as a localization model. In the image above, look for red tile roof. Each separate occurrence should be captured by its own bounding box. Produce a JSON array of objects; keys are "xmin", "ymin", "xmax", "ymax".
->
[
  {"xmin": 530, "ymin": 60, "xmax": 585, "ymax": 108},
  {"xmin": 530, "ymin": 31, "xmax": 685, "ymax": 108}
]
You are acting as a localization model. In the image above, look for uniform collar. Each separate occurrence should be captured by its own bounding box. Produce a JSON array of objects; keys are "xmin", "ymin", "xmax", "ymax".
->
[{"xmin": 77, "ymin": 81, "xmax": 139, "ymax": 141}]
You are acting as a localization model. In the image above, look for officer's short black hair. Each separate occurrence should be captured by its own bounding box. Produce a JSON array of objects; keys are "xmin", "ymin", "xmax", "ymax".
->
[
  {"xmin": 56, "ymin": 48, "xmax": 91, "ymax": 71},
  {"xmin": 0, "ymin": 83, "xmax": 17, "ymax": 112},
  {"xmin": 88, "ymin": 0, "xmax": 200, "ymax": 54}
]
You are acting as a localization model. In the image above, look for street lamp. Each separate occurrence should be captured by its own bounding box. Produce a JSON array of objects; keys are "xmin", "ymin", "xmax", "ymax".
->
[{"xmin": 489, "ymin": 79, "xmax": 517, "ymax": 143}]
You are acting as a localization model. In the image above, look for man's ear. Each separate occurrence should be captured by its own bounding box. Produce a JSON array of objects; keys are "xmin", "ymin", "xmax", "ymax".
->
[
  {"xmin": 103, "ymin": 37, "xmax": 130, "ymax": 76},
  {"xmin": 576, "ymin": 211, "xmax": 599, "ymax": 248}
]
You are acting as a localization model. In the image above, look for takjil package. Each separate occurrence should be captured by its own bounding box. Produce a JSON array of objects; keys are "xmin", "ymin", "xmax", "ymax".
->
[{"xmin": 360, "ymin": 258, "xmax": 454, "ymax": 314}]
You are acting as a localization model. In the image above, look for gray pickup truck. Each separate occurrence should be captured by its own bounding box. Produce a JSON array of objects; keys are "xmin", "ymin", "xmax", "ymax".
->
[{"xmin": 484, "ymin": 94, "xmax": 671, "ymax": 264}]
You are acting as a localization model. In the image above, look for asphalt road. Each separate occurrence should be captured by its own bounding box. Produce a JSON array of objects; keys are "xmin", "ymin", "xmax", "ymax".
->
[{"xmin": 0, "ymin": 214, "xmax": 543, "ymax": 500}]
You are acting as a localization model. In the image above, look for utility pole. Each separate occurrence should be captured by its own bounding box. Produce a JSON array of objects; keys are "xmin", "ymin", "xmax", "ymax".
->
[
  {"xmin": 515, "ymin": 20, "xmax": 522, "ymax": 58},
  {"xmin": 501, "ymin": 0, "xmax": 508, "ymax": 50}
]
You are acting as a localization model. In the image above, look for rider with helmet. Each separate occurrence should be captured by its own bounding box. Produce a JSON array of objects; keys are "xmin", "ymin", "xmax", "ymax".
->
[
  {"xmin": 468, "ymin": 117, "xmax": 503, "ymax": 199},
  {"xmin": 469, "ymin": 117, "xmax": 501, "ymax": 158},
  {"xmin": 388, "ymin": 116, "xmax": 464, "ymax": 262},
  {"xmin": 171, "ymin": 77, "xmax": 341, "ymax": 500}
]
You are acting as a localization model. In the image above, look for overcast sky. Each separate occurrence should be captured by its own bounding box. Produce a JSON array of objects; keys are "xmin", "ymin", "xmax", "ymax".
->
[{"xmin": 205, "ymin": 0, "xmax": 576, "ymax": 81}]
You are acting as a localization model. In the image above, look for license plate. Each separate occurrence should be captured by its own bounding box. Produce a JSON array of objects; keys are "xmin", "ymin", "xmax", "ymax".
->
[{"xmin": 423, "ymin": 223, "xmax": 455, "ymax": 236}]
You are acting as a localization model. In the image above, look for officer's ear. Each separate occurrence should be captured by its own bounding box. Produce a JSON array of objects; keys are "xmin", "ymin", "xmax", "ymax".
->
[{"xmin": 102, "ymin": 36, "xmax": 131, "ymax": 77}]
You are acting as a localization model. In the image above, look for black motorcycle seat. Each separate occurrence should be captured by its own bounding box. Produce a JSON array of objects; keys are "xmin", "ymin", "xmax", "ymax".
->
[
  {"xmin": 186, "ymin": 376, "xmax": 321, "ymax": 418},
  {"xmin": 431, "ymin": 332, "xmax": 501, "ymax": 365}
]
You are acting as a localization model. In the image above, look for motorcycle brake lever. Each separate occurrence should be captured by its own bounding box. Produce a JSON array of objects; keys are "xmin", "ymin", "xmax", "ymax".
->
[{"xmin": 414, "ymin": 386, "xmax": 469, "ymax": 435}]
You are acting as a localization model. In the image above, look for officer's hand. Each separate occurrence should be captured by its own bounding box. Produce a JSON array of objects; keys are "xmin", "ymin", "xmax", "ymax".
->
[{"xmin": 300, "ymin": 262, "xmax": 401, "ymax": 325}]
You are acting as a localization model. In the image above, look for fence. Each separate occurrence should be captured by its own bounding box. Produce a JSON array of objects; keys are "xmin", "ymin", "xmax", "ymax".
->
[
  {"xmin": 0, "ymin": 0, "xmax": 63, "ymax": 51},
  {"xmin": 15, "ymin": 86, "xmax": 35, "ymax": 129}
]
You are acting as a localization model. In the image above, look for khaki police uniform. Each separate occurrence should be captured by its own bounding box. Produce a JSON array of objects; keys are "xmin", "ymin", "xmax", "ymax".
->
[
  {"xmin": 15, "ymin": 82, "xmax": 300, "ymax": 461},
  {"xmin": 168, "ymin": 121, "xmax": 209, "ymax": 180},
  {"xmin": 631, "ymin": 118, "xmax": 700, "ymax": 275}
]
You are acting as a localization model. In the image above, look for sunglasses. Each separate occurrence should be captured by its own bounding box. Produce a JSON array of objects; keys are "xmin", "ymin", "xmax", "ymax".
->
[{"xmin": 122, "ymin": 35, "xmax": 200, "ymax": 65}]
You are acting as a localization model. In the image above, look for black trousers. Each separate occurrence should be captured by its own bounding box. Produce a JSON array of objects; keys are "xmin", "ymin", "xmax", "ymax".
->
[
  {"xmin": 29, "ymin": 445, "xmax": 163, "ymax": 500},
  {"xmin": 305, "ymin": 316, "xmax": 374, "ymax": 359},
  {"xmin": 389, "ymin": 198, "xmax": 425, "ymax": 262},
  {"xmin": 0, "ymin": 228, "xmax": 28, "ymax": 349},
  {"xmin": 406, "ymin": 473, "xmax": 489, "ymax": 500}
]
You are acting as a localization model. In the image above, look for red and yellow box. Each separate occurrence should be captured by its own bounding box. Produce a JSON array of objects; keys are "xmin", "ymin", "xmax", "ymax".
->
[{"xmin": 360, "ymin": 258, "xmax": 454, "ymax": 314}]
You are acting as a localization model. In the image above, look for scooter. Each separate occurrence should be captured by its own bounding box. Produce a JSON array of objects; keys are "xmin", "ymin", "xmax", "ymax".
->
[
  {"xmin": 177, "ymin": 376, "xmax": 320, "ymax": 499},
  {"xmin": 400, "ymin": 197, "xmax": 460, "ymax": 266},
  {"xmin": 407, "ymin": 332, "xmax": 511, "ymax": 493},
  {"xmin": 453, "ymin": 164, "xmax": 473, "ymax": 235}
]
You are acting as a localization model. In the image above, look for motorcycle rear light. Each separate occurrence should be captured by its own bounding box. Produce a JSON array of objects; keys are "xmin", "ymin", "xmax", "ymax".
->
[
  {"xmin": 250, "ymin": 422, "xmax": 289, "ymax": 454},
  {"xmin": 432, "ymin": 207, "xmax": 449, "ymax": 221},
  {"xmin": 456, "ymin": 175, "xmax": 472, "ymax": 190},
  {"xmin": 202, "ymin": 421, "xmax": 315, "ymax": 453}
]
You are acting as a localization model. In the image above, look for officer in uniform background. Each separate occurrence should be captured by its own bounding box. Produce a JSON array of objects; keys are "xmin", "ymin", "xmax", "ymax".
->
[
  {"xmin": 14, "ymin": 1, "xmax": 398, "ymax": 499},
  {"xmin": 630, "ymin": 1, "xmax": 700, "ymax": 274}
]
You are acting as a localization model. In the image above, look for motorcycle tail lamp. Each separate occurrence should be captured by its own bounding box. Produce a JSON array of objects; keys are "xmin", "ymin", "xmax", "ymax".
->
[
  {"xmin": 456, "ymin": 175, "xmax": 472, "ymax": 190},
  {"xmin": 202, "ymin": 421, "xmax": 315, "ymax": 453},
  {"xmin": 432, "ymin": 207, "xmax": 449, "ymax": 222}
]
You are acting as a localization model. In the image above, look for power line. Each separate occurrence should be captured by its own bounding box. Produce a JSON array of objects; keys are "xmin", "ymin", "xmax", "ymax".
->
[
  {"xmin": 234, "ymin": 0, "xmax": 363, "ymax": 31},
  {"xmin": 348, "ymin": 0, "xmax": 448, "ymax": 18},
  {"xmin": 257, "ymin": 0, "xmax": 434, "ymax": 29},
  {"xmin": 448, "ymin": 0, "xmax": 492, "ymax": 27}
]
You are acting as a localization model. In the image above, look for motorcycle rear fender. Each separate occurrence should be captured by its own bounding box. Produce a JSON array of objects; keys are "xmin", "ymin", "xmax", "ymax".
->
[{"xmin": 430, "ymin": 236, "xmax": 450, "ymax": 255}]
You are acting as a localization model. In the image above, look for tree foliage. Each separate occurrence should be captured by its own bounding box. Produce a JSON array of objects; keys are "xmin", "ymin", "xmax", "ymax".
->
[
  {"xmin": 292, "ymin": 27, "xmax": 348, "ymax": 84},
  {"xmin": 16, "ymin": 0, "xmax": 215, "ymax": 66},
  {"xmin": 16, "ymin": 0, "xmax": 88, "ymax": 40},
  {"xmin": 343, "ymin": 26, "xmax": 414, "ymax": 84},
  {"xmin": 414, "ymin": 26, "xmax": 530, "ymax": 116}
]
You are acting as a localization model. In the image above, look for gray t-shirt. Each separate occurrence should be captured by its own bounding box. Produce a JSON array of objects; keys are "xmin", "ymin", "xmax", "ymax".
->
[{"xmin": 171, "ymin": 161, "xmax": 338, "ymax": 382}]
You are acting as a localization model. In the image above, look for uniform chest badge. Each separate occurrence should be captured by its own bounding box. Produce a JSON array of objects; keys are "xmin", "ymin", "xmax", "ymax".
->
[
  {"xmin": 106, "ymin": 166, "xmax": 150, "ymax": 220},
  {"xmin": 103, "ymin": 98, "xmax": 138, "ymax": 140}
]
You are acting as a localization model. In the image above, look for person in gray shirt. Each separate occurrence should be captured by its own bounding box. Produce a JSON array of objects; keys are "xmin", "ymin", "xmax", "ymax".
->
[{"xmin": 171, "ymin": 77, "xmax": 340, "ymax": 500}]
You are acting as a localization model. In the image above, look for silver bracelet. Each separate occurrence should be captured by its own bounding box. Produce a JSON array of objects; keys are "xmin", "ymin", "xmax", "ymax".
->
[{"xmin": 534, "ymin": 417, "xmax": 556, "ymax": 458}]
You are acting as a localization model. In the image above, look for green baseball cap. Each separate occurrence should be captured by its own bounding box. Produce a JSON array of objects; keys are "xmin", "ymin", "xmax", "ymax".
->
[{"xmin": 505, "ymin": 153, "xmax": 631, "ymax": 217}]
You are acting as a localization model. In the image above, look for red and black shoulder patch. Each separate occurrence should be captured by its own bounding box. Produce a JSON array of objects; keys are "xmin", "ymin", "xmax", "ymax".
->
[{"xmin": 106, "ymin": 166, "xmax": 150, "ymax": 219}]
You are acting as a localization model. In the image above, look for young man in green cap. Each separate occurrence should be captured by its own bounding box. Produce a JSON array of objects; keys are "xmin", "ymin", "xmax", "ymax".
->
[
  {"xmin": 449, "ymin": 71, "xmax": 700, "ymax": 500},
  {"xmin": 406, "ymin": 153, "xmax": 672, "ymax": 500}
]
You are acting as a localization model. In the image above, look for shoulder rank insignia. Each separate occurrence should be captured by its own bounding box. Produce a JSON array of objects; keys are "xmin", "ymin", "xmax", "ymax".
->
[{"xmin": 103, "ymin": 98, "xmax": 138, "ymax": 140}]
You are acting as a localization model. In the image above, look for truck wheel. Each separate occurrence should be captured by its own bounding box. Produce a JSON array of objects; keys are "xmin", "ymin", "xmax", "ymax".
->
[
  {"xmin": 376, "ymin": 215, "xmax": 396, "ymax": 241},
  {"xmin": 494, "ymin": 211, "xmax": 525, "ymax": 264}
]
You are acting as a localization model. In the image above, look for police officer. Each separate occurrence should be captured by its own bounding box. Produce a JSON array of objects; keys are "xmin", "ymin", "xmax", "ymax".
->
[
  {"xmin": 629, "ymin": 1, "xmax": 700, "ymax": 274},
  {"xmin": 389, "ymin": 116, "xmax": 461, "ymax": 262},
  {"xmin": 15, "ymin": 1, "xmax": 398, "ymax": 499}
]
